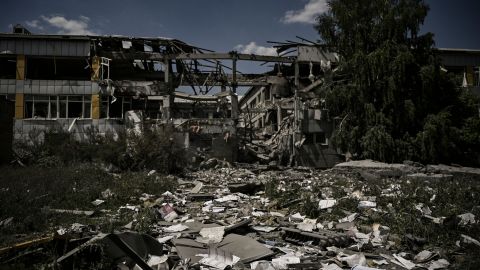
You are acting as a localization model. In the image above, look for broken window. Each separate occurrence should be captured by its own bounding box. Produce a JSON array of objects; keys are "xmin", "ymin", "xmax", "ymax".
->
[
  {"xmin": 24, "ymin": 95, "xmax": 57, "ymax": 119},
  {"xmin": 264, "ymin": 87, "xmax": 271, "ymax": 101},
  {"xmin": 59, "ymin": 96, "xmax": 67, "ymax": 118},
  {"xmin": 26, "ymin": 57, "xmax": 91, "ymax": 80},
  {"xmin": 0, "ymin": 57, "xmax": 16, "ymax": 79},
  {"xmin": 304, "ymin": 132, "xmax": 328, "ymax": 145},
  {"xmin": 60, "ymin": 96, "xmax": 91, "ymax": 118},
  {"xmin": 67, "ymin": 96, "xmax": 83, "ymax": 118},
  {"xmin": 100, "ymin": 96, "xmax": 132, "ymax": 119}
]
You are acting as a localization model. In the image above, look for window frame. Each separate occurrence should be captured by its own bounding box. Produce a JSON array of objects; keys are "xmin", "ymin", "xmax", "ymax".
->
[{"xmin": 24, "ymin": 95, "xmax": 92, "ymax": 119}]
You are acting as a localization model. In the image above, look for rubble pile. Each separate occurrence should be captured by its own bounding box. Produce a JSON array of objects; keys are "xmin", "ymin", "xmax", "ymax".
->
[{"xmin": 1, "ymin": 160, "xmax": 479, "ymax": 269}]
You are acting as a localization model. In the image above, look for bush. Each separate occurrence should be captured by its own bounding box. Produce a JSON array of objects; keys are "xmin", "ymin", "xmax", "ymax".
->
[{"xmin": 13, "ymin": 125, "xmax": 186, "ymax": 174}]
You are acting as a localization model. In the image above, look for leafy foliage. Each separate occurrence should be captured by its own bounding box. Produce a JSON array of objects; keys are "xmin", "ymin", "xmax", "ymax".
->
[
  {"xmin": 13, "ymin": 125, "xmax": 186, "ymax": 173},
  {"xmin": 316, "ymin": 0, "xmax": 480, "ymax": 165}
]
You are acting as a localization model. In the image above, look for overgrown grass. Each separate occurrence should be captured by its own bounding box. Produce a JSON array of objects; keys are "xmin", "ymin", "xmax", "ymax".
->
[
  {"xmin": 13, "ymin": 126, "xmax": 186, "ymax": 174},
  {"xmin": 0, "ymin": 164, "xmax": 176, "ymax": 245}
]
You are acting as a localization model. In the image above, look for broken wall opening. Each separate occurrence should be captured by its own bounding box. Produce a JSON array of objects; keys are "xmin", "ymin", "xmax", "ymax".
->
[
  {"xmin": 0, "ymin": 56, "xmax": 16, "ymax": 79},
  {"xmin": 25, "ymin": 57, "xmax": 91, "ymax": 80}
]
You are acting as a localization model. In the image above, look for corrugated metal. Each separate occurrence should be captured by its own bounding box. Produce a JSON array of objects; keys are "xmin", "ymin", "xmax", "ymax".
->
[
  {"xmin": 0, "ymin": 39, "xmax": 90, "ymax": 57},
  {"xmin": 297, "ymin": 46, "xmax": 338, "ymax": 63},
  {"xmin": 440, "ymin": 54, "xmax": 480, "ymax": 67},
  {"xmin": 6, "ymin": 80, "xmax": 97, "ymax": 95}
]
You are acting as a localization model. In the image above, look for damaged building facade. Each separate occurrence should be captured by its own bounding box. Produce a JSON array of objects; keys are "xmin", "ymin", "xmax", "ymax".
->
[
  {"xmin": 1, "ymin": 25, "xmax": 478, "ymax": 167},
  {"xmin": 0, "ymin": 26, "xmax": 296, "ymax": 163},
  {"xmin": 238, "ymin": 43, "xmax": 342, "ymax": 168}
]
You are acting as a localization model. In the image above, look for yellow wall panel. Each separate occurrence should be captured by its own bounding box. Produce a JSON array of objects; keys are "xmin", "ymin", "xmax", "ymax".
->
[
  {"xmin": 91, "ymin": 94, "xmax": 100, "ymax": 119},
  {"xmin": 466, "ymin": 66, "xmax": 474, "ymax": 86},
  {"xmin": 15, "ymin": 93, "xmax": 24, "ymax": 119},
  {"xmin": 91, "ymin": 56, "xmax": 100, "ymax": 81},
  {"xmin": 16, "ymin": 55, "xmax": 25, "ymax": 80}
]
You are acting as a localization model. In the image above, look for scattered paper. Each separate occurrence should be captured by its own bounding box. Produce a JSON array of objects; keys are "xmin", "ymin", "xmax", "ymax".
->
[
  {"xmin": 252, "ymin": 226, "xmax": 277, "ymax": 232},
  {"xmin": 414, "ymin": 250, "xmax": 435, "ymax": 263},
  {"xmin": 358, "ymin": 201, "xmax": 377, "ymax": 209},
  {"xmin": 191, "ymin": 181, "xmax": 204, "ymax": 193},
  {"xmin": 337, "ymin": 253, "xmax": 367, "ymax": 267},
  {"xmin": 147, "ymin": 255, "xmax": 168, "ymax": 267},
  {"xmin": 392, "ymin": 254, "xmax": 416, "ymax": 270},
  {"xmin": 270, "ymin": 211, "xmax": 285, "ymax": 217},
  {"xmin": 157, "ymin": 235, "xmax": 174, "ymax": 243},
  {"xmin": 198, "ymin": 247, "xmax": 240, "ymax": 269},
  {"xmin": 272, "ymin": 254, "xmax": 301, "ymax": 270},
  {"xmin": 251, "ymin": 261, "xmax": 276, "ymax": 270},
  {"xmin": 164, "ymin": 224, "xmax": 189, "ymax": 232},
  {"xmin": 91, "ymin": 199, "xmax": 105, "ymax": 206},
  {"xmin": 159, "ymin": 204, "xmax": 178, "ymax": 222},
  {"xmin": 290, "ymin": 213, "xmax": 305, "ymax": 222},
  {"xmin": 319, "ymin": 199, "xmax": 337, "ymax": 209},
  {"xmin": 321, "ymin": 263, "xmax": 343, "ymax": 270},
  {"xmin": 296, "ymin": 218, "xmax": 317, "ymax": 232},
  {"xmin": 339, "ymin": 213, "xmax": 358, "ymax": 223}
]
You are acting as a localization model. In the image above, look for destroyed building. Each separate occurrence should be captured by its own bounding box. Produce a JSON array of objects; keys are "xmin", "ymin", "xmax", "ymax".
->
[
  {"xmin": 1, "ymin": 25, "xmax": 479, "ymax": 167},
  {"xmin": 238, "ymin": 43, "xmax": 342, "ymax": 168},
  {"xmin": 0, "ymin": 25, "xmax": 293, "ymax": 163}
]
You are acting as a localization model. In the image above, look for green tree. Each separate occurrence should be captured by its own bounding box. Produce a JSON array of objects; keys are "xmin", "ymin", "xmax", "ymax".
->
[{"xmin": 317, "ymin": 0, "xmax": 480, "ymax": 165}]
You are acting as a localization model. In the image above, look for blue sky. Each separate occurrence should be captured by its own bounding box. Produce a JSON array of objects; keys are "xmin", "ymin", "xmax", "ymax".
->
[{"xmin": 1, "ymin": 0, "xmax": 479, "ymax": 74}]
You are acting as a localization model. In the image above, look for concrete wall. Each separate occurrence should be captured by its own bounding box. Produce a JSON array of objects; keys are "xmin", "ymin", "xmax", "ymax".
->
[{"xmin": 296, "ymin": 144, "xmax": 342, "ymax": 168}]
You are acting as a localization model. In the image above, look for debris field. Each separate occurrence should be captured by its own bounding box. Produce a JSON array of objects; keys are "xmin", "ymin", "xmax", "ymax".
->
[{"xmin": 0, "ymin": 160, "xmax": 480, "ymax": 269}]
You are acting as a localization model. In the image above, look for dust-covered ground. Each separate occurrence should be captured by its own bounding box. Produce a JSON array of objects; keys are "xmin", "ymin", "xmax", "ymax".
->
[{"xmin": 0, "ymin": 160, "xmax": 479, "ymax": 269}]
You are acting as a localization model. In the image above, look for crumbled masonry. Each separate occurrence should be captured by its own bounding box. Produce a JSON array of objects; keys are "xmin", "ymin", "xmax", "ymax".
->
[{"xmin": 1, "ymin": 160, "xmax": 479, "ymax": 269}]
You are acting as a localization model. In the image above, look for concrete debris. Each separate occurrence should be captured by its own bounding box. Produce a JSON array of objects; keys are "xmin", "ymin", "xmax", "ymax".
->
[
  {"xmin": 196, "ymin": 226, "xmax": 225, "ymax": 244},
  {"xmin": 457, "ymin": 213, "xmax": 475, "ymax": 225},
  {"xmin": 0, "ymin": 217, "xmax": 13, "ymax": 227},
  {"xmin": 460, "ymin": 234, "xmax": 480, "ymax": 247},
  {"xmin": 91, "ymin": 199, "xmax": 105, "ymax": 206},
  {"xmin": 427, "ymin": 259, "xmax": 450, "ymax": 270},
  {"xmin": 271, "ymin": 254, "xmax": 301, "ymax": 269},
  {"xmin": 3, "ymin": 162, "xmax": 476, "ymax": 269}
]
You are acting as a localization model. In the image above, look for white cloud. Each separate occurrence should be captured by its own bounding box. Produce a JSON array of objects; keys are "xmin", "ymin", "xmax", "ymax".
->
[
  {"xmin": 40, "ymin": 15, "xmax": 97, "ymax": 35},
  {"xmin": 282, "ymin": 0, "xmax": 329, "ymax": 24},
  {"xmin": 234, "ymin": 42, "xmax": 277, "ymax": 56},
  {"xmin": 25, "ymin": 19, "xmax": 44, "ymax": 30}
]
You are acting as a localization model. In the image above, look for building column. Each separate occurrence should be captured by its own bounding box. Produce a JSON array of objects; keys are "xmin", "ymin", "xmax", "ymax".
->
[
  {"xmin": 15, "ymin": 55, "xmax": 26, "ymax": 119},
  {"xmin": 466, "ymin": 65, "xmax": 474, "ymax": 86},
  {"xmin": 91, "ymin": 94, "xmax": 100, "ymax": 119},
  {"xmin": 15, "ymin": 93, "xmax": 24, "ymax": 119},
  {"xmin": 91, "ymin": 56, "xmax": 101, "ymax": 81},
  {"xmin": 16, "ymin": 55, "xmax": 25, "ymax": 80}
]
